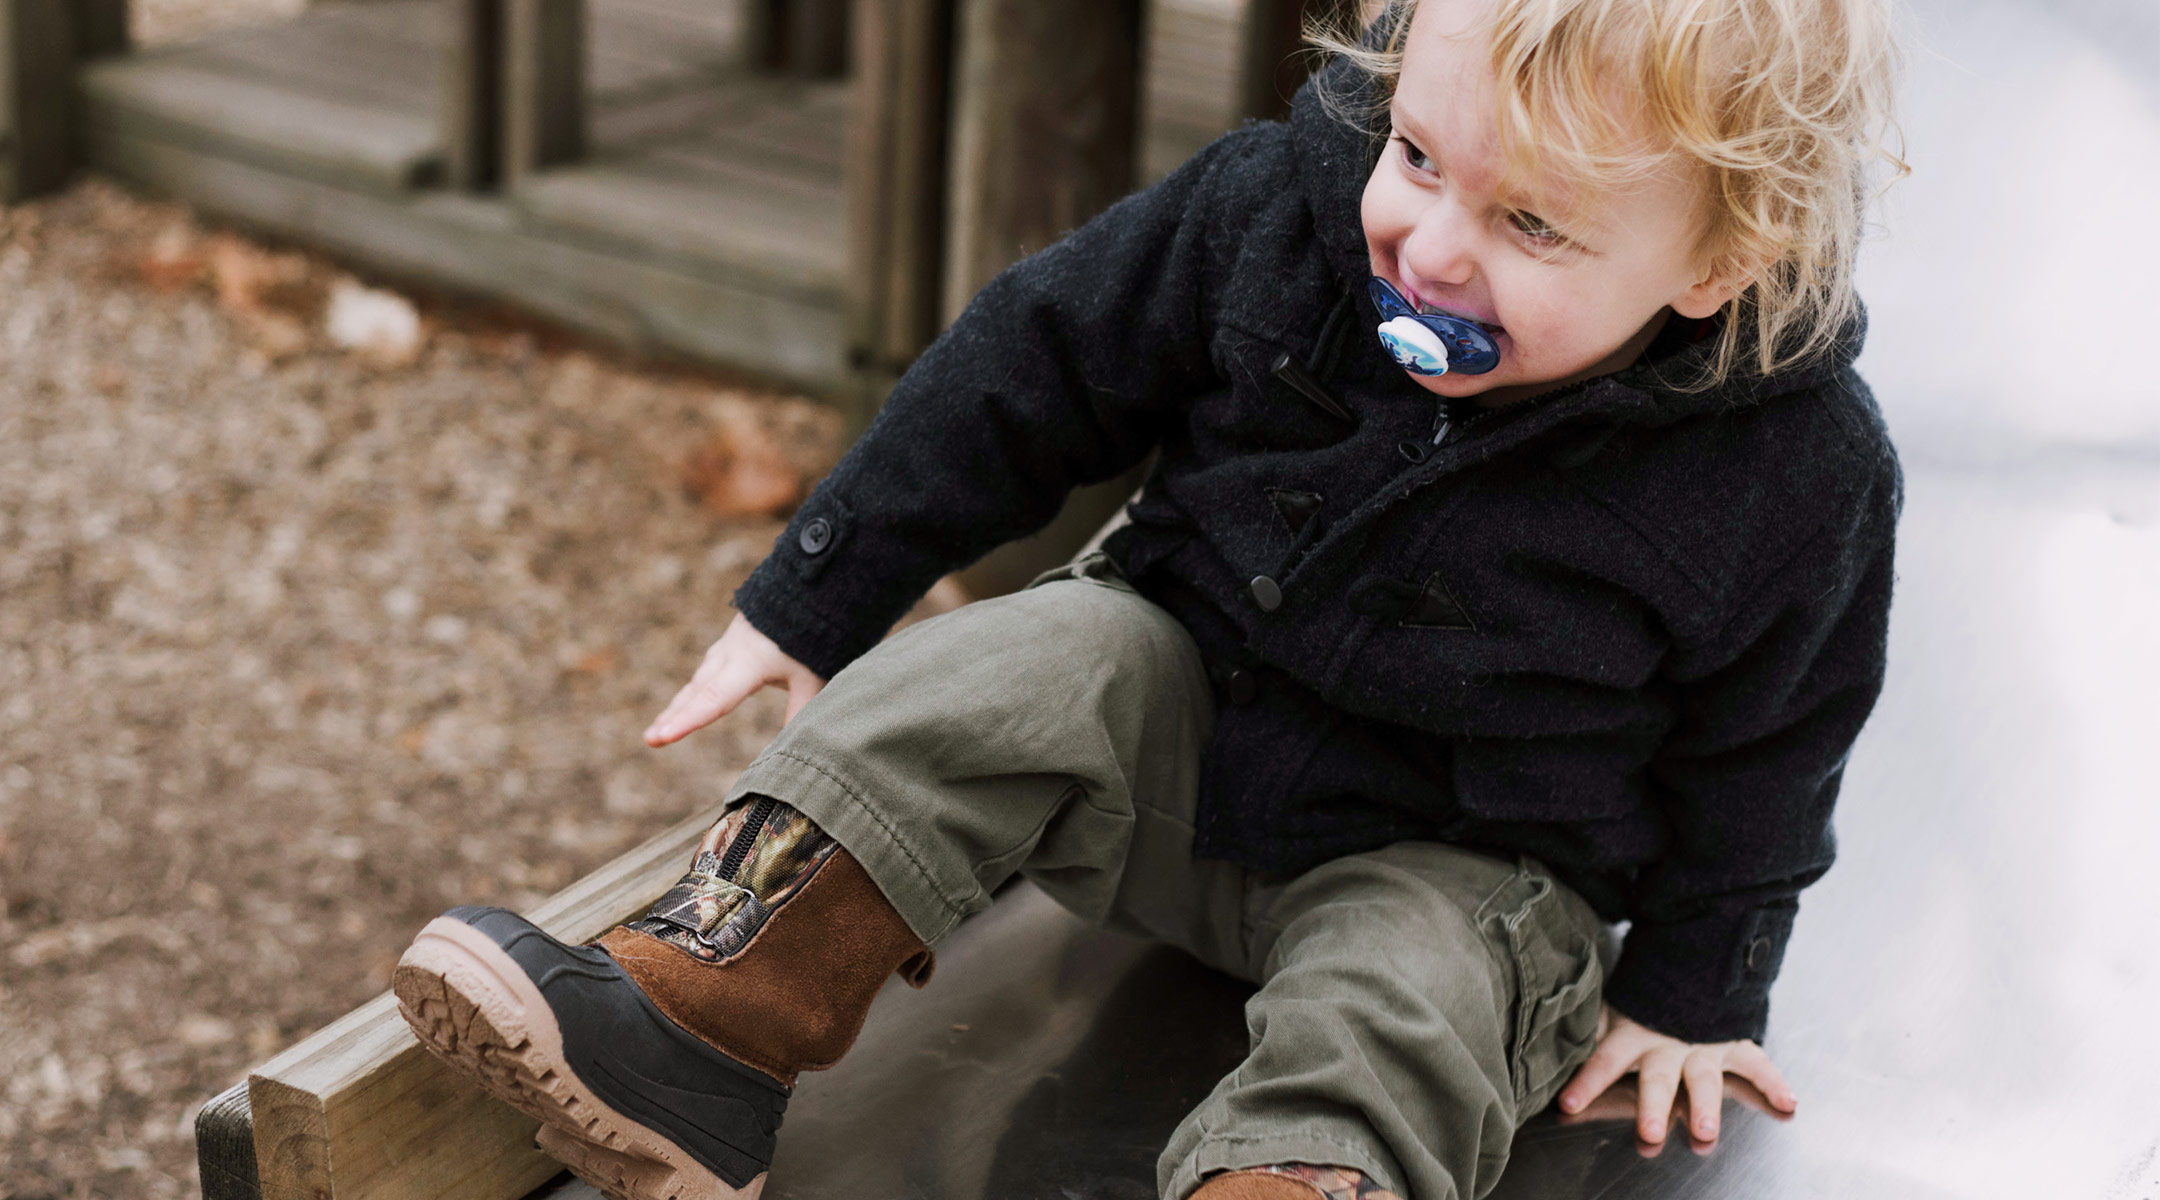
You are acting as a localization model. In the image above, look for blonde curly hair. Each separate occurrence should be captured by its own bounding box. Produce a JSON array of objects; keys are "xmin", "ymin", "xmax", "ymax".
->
[{"xmin": 1309, "ymin": 0, "xmax": 1908, "ymax": 385}]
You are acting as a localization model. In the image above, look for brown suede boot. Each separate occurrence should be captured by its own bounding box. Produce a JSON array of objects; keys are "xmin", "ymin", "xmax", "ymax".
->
[
  {"xmin": 393, "ymin": 797, "xmax": 932, "ymax": 1200},
  {"xmin": 1192, "ymin": 1165, "xmax": 1403, "ymax": 1200}
]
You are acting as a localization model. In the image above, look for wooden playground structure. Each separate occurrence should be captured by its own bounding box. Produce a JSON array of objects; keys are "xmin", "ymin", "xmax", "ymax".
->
[{"xmin": 1, "ymin": 0, "xmax": 1340, "ymax": 419}]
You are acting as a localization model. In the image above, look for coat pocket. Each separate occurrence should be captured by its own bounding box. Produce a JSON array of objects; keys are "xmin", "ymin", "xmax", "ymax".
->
[{"xmin": 1477, "ymin": 864, "xmax": 1606, "ymax": 1116}]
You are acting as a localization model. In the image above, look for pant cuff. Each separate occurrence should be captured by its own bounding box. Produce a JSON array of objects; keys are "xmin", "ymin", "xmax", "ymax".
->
[
  {"xmin": 727, "ymin": 748, "xmax": 974, "ymax": 946},
  {"xmin": 1163, "ymin": 1132, "xmax": 1406, "ymax": 1200}
]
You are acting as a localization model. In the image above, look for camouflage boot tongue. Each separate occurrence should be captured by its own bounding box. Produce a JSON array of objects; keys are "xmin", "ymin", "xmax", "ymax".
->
[{"xmin": 630, "ymin": 797, "xmax": 838, "ymax": 960}]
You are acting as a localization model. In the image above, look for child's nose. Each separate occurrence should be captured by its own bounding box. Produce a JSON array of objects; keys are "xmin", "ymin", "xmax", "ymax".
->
[{"xmin": 1401, "ymin": 200, "xmax": 1481, "ymax": 290}]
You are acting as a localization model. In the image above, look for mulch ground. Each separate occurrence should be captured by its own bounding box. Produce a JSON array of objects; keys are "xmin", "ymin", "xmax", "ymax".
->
[{"xmin": 0, "ymin": 178, "xmax": 939, "ymax": 1199}]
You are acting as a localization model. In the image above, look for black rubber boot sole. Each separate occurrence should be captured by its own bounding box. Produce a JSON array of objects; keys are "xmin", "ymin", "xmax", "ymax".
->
[{"xmin": 392, "ymin": 906, "xmax": 789, "ymax": 1200}]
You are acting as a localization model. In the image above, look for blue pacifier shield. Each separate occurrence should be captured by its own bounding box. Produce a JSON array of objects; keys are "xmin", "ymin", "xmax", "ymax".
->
[{"xmin": 1368, "ymin": 277, "xmax": 1502, "ymax": 376}]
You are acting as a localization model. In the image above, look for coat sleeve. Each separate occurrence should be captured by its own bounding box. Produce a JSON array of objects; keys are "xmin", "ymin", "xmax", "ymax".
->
[
  {"xmin": 1600, "ymin": 435, "xmax": 1902, "ymax": 1045},
  {"xmin": 728, "ymin": 129, "xmax": 1259, "ymax": 680}
]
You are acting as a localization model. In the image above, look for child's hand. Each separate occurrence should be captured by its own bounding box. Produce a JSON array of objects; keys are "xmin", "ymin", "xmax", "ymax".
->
[
  {"xmin": 1555, "ymin": 1003, "xmax": 1797, "ymax": 1145},
  {"xmin": 643, "ymin": 614, "xmax": 826, "ymax": 747}
]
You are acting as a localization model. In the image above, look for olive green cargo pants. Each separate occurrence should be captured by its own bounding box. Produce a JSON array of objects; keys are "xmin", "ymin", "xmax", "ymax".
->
[{"xmin": 724, "ymin": 554, "xmax": 1607, "ymax": 1200}]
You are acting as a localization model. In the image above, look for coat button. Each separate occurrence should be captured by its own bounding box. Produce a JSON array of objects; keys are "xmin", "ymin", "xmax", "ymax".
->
[
  {"xmin": 1397, "ymin": 440, "xmax": 1429, "ymax": 464},
  {"xmin": 1226, "ymin": 669, "xmax": 1258, "ymax": 706},
  {"xmin": 1744, "ymin": 936, "xmax": 1772, "ymax": 972},
  {"xmin": 1248, "ymin": 576, "xmax": 1282, "ymax": 612},
  {"xmin": 799, "ymin": 518, "xmax": 833, "ymax": 555}
]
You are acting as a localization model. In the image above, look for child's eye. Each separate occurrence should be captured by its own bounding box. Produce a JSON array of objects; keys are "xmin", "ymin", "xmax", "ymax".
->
[
  {"xmin": 1392, "ymin": 135, "xmax": 1434, "ymax": 175},
  {"xmin": 1507, "ymin": 210, "xmax": 1573, "ymax": 251}
]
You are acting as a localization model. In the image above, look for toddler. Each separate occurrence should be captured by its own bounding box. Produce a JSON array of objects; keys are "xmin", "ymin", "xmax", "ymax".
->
[{"xmin": 393, "ymin": 0, "xmax": 1906, "ymax": 1196}]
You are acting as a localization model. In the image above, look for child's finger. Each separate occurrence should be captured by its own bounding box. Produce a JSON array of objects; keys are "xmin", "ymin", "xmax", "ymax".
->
[
  {"xmin": 645, "ymin": 658, "xmax": 762, "ymax": 746},
  {"xmin": 1634, "ymin": 1050, "xmax": 1683, "ymax": 1143},
  {"xmin": 1680, "ymin": 1054, "xmax": 1724, "ymax": 1141},
  {"xmin": 1723, "ymin": 1042, "xmax": 1798, "ymax": 1112},
  {"xmin": 780, "ymin": 673, "xmax": 826, "ymax": 725},
  {"xmin": 1556, "ymin": 1036, "xmax": 1637, "ymax": 1115}
]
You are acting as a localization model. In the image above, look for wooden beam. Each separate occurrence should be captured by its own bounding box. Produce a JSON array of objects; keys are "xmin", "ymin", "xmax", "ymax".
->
[
  {"xmin": 502, "ymin": 0, "xmax": 585, "ymax": 188},
  {"xmin": 440, "ymin": 0, "xmax": 503, "ymax": 190},
  {"xmin": 241, "ymin": 810, "xmax": 713, "ymax": 1200},
  {"xmin": 842, "ymin": 0, "xmax": 955, "ymax": 424},
  {"xmin": 1, "ymin": 0, "xmax": 77, "ymax": 200}
]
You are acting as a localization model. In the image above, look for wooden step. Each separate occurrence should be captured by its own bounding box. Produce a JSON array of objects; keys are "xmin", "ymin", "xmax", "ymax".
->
[
  {"xmin": 80, "ymin": 55, "xmax": 442, "ymax": 196},
  {"xmin": 82, "ymin": 129, "xmax": 851, "ymax": 389},
  {"xmin": 516, "ymin": 77, "xmax": 848, "ymax": 295}
]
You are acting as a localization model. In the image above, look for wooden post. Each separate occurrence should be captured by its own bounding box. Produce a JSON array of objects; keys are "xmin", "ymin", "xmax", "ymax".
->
[
  {"xmin": 1237, "ymin": 0, "xmax": 1308, "ymax": 123},
  {"xmin": 755, "ymin": 0, "xmax": 853, "ymax": 79},
  {"xmin": 74, "ymin": 0, "xmax": 128, "ymax": 59},
  {"xmin": 939, "ymin": 0, "xmax": 1144, "ymax": 323},
  {"xmin": 1237, "ymin": 0, "xmax": 1356, "ymax": 122},
  {"xmin": 440, "ymin": 0, "xmax": 503, "ymax": 190},
  {"xmin": 938, "ymin": 0, "xmax": 1148, "ymax": 597},
  {"xmin": 502, "ymin": 0, "xmax": 584, "ymax": 189},
  {"xmin": 1, "ymin": 0, "xmax": 77, "ymax": 201},
  {"xmin": 843, "ymin": 0, "xmax": 955, "ymax": 426}
]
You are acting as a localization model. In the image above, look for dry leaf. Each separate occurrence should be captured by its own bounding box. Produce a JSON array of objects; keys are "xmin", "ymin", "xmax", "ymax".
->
[{"xmin": 680, "ymin": 420, "xmax": 802, "ymax": 517}]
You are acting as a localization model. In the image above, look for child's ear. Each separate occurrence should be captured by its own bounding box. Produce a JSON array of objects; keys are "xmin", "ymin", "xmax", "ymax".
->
[{"xmin": 1671, "ymin": 248, "xmax": 1769, "ymax": 320}]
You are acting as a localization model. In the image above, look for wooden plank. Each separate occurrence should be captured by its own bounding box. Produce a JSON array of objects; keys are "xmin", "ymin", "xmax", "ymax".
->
[
  {"xmin": 302, "ymin": 0, "xmax": 450, "ymax": 50},
  {"xmin": 82, "ymin": 128, "xmax": 851, "ymax": 389},
  {"xmin": 513, "ymin": 150, "xmax": 845, "ymax": 294},
  {"xmin": 842, "ymin": 0, "xmax": 955, "ymax": 414},
  {"xmin": 2, "ymin": 0, "xmax": 77, "ymax": 200},
  {"xmin": 700, "ymin": 82, "xmax": 848, "ymax": 169},
  {"xmin": 667, "ymin": 129, "xmax": 840, "ymax": 186},
  {"xmin": 503, "ymin": 0, "xmax": 587, "ymax": 186},
  {"xmin": 588, "ymin": 75, "xmax": 782, "ymax": 154},
  {"xmin": 189, "ymin": 5, "xmax": 443, "ymax": 114},
  {"xmin": 78, "ymin": 57, "xmax": 442, "ymax": 195},
  {"xmin": 242, "ymin": 809, "xmax": 716, "ymax": 1200},
  {"xmin": 589, "ymin": 74, "xmax": 766, "ymax": 151},
  {"xmin": 587, "ymin": 0, "xmax": 736, "ymax": 100},
  {"xmin": 600, "ymin": 0, "xmax": 746, "ymax": 44},
  {"xmin": 647, "ymin": 137, "xmax": 837, "ymax": 197}
]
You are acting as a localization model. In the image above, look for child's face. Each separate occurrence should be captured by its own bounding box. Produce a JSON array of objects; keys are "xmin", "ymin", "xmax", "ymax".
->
[{"xmin": 1361, "ymin": 0, "xmax": 1743, "ymax": 405}]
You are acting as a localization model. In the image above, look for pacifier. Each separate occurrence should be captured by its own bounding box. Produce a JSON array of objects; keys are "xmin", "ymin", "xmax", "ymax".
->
[{"xmin": 1368, "ymin": 277, "xmax": 1502, "ymax": 376}]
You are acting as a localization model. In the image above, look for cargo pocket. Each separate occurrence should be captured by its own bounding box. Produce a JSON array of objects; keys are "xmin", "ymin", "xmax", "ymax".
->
[{"xmin": 1477, "ymin": 865, "xmax": 1605, "ymax": 1118}]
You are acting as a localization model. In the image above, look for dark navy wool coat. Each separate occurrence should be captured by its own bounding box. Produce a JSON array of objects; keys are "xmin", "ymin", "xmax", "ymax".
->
[{"xmin": 732, "ymin": 64, "xmax": 1901, "ymax": 1045}]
